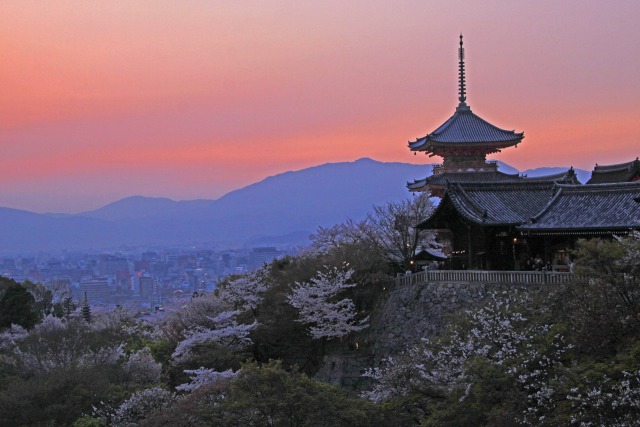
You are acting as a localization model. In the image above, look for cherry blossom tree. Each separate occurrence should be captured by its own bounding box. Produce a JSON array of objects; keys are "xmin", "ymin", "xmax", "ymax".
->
[
  {"xmin": 124, "ymin": 347, "xmax": 162, "ymax": 386},
  {"xmin": 171, "ymin": 310, "xmax": 255, "ymax": 364},
  {"xmin": 288, "ymin": 266, "xmax": 368, "ymax": 340},
  {"xmin": 566, "ymin": 369, "xmax": 640, "ymax": 426},
  {"xmin": 4, "ymin": 315, "xmax": 126, "ymax": 376},
  {"xmin": 306, "ymin": 220, "xmax": 365, "ymax": 255},
  {"xmin": 111, "ymin": 387, "xmax": 176, "ymax": 427},
  {"xmin": 176, "ymin": 367, "xmax": 237, "ymax": 392},
  {"xmin": 357, "ymin": 193, "xmax": 436, "ymax": 271},
  {"xmin": 363, "ymin": 291, "xmax": 571, "ymax": 425},
  {"xmin": 221, "ymin": 268, "xmax": 269, "ymax": 314}
]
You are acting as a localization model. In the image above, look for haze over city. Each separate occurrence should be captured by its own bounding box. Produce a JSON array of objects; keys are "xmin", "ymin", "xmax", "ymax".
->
[{"xmin": 1, "ymin": 1, "xmax": 639, "ymax": 213}]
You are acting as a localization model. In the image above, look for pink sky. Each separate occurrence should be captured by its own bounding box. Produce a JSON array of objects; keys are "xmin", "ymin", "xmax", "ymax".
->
[{"xmin": 1, "ymin": 1, "xmax": 639, "ymax": 212}]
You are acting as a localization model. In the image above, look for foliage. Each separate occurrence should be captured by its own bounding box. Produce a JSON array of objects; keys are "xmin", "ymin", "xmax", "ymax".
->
[
  {"xmin": 0, "ymin": 309, "xmax": 162, "ymax": 426},
  {"xmin": 358, "ymin": 193, "xmax": 436, "ymax": 271},
  {"xmin": 158, "ymin": 290, "xmax": 256, "ymax": 388},
  {"xmin": 288, "ymin": 266, "xmax": 368, "ymax": 340},
  {"xmin": 307, "ymin": 220, "xmax": 366, "ymax": 255},
  {"xmin": 249, "ymin": 259, "xmax": 323, "ymax": 373},
  {"xmin": 220, "ymin": 267, "xmax": 269, "ymax": 315},
  {"xmin": 307, "ymin": 194, "xmax": 435, "ymax": 272},
  {"xmin": 123, "ymin": 347, "xmax": 162, "ymax": 386},
  {"xmin": 111, "ymin": 387, "xmax": 176, "ymax": 427},
  {"xmin": 171, "ymin": 310, "xmax": 255, "ymax": 365},
  {"xmin": 363, "ymin": 236, "xmax": 640, "ymax": 426},
  {"xmin": 364, "ymin": 290, "xmax": 570, "ymax": 425},
  {"xmin": 0, "ymin": 365, "xmax": 120, "ymax": 427},
  {"xmin": 558, "ymin": 236, "xmax": 640, "ymax": 356},
  {"xmin": 2, "ymin": 315, "xmax": 125, "ymax": 376},
  {"xmin": 143, "ymin": 361, "xmax": 394, "ymax": 427},
  {"xmin": 0, "ymin": 282, "xmax": 39, "ymax": 330},
  {"xmin": 4, "ymin": 227, "xmax": 637, "ymax": 426},
  {"xmin": 566, "ymin": 369, "xmax": 640, "ymax": 426},
  {"xmin": 176, "ymin": 367, "xmax": 236, "ymax": 392},
  {"xmin": 21, "ymin": 280, "xmax": 55, "ymax": 320}
]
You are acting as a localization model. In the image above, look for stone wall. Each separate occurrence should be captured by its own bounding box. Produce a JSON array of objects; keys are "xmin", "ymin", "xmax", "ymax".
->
[
  {"xmin": 368, "ymin": 280, "xmax": 553, "ymax": 359},
  {"xmin": 316, "ymin": 279, "xmax": 554, "ymax": 388}
]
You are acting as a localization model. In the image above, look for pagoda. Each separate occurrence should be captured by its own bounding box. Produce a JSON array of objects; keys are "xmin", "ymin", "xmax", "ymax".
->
[{"xmin": 408, "ymin": 35, "xmax": 525, "ymax": 196}]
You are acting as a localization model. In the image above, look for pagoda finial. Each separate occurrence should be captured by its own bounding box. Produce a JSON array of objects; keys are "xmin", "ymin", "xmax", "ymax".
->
[{"xmin": 457, "ymin": 34, "xmax": 468, "ymax": 109}]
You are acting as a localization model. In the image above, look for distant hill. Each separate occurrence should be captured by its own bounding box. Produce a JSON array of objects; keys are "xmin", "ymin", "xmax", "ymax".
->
[{"xmin": 0, "ymin": 158, "xmax": 590, "ymax": 253}]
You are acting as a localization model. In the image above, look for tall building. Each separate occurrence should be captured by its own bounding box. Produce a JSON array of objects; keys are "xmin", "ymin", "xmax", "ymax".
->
[
  {"xmin": 80, "ymin": 278, "xmax": 111, "ymax": 304},
  {"xmin": 139, "ymin": 276, "xmax": 154, "ymax": 302}
]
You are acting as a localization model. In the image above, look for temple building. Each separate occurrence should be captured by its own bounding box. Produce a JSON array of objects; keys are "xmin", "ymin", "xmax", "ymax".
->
[
  {"xmin": 408, "ymin": 35, "xmax": 526, "ymax": 196},
  {"xmin": 408, "ymin": 36, "xmax": 640, "ymax": 271},
  {"xmin": 586, "ymin": 158, "xmax": 640, "ymax": 184},
  {"xmin": 418, "ymin": 181, "xmax": 640, "ymax": 270}
]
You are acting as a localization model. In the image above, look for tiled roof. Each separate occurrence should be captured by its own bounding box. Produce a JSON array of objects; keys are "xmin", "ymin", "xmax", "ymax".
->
[
  {"xmin": 519, "ymin": 182, "xmax": 640, "ymax": 233},
  {"xmin": 407, "ymin": 169, "xmax": 580, "ymax": 191},
  {"xmin": 408, "ymin": 171, "xmax": 521, "ymax": 191},
  {"xmin": 586, "ymin": 158, "xmax": 640, "ymax": 184},
  {"xmin": 522, "ymin": 169, "xmax": 580, "ymax": 183},
  {"xmin": 418, "ymin": 181, "xmax": 557, "ymax": 228},
  {"xmin": 409, "ymin": 106, "xmax": 524, "ymax": 150}
]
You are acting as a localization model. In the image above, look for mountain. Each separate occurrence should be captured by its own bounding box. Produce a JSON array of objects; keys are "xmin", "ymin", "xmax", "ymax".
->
[
  {"xmin": 0, "ymin": 159, "xmax": 590, "ymax": 253},
  {"xmin": 0, "ymin": 207, "xmax": 117, "ymax": 253}
]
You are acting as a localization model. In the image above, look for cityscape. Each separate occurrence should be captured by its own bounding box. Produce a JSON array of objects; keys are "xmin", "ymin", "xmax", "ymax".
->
[{"xmin": 0, "ymin": 245, "xmax": 293, "ymax": 310}]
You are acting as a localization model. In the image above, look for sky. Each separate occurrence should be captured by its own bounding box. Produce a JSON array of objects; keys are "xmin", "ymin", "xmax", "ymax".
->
[{"xmin": 1, "ymin": 1, "xmax": 639, "ymax": 213}]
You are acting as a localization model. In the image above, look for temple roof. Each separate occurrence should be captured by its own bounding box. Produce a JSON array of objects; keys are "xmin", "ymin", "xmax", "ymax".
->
[
  {"xmin": 519, "ymin": 182, "xmax": 640, "ymax": 234},
  {"xmin": 409, "ymin": 35, "xmax": 524, "ymax": 153},
  {"xmin": 408, "ymin": 168, "xmax": 579, "ymax": 192},
  {"xmin": 418, "ymin": 181, "xmax": 557, "ymax": 228},
  {"xmin": 586, "ymin": 158, "xmax": 640, "ymax": 184},
  {"xmin": 408, "ymin": 171, "xmax": 520, "ymax": 191},
  {"xmin": 408, "ymin": 107, "xmax": 524, "ymax": 151}
]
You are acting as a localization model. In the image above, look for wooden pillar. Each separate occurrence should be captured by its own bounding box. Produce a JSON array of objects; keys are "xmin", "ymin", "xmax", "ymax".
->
[
  {"xmin": 467, "ymin": 225, "xmax": 474, "ymax": 270},
  {"xmin": 544, "ymin": 236, "xmax": 551, "ymax": 264}
]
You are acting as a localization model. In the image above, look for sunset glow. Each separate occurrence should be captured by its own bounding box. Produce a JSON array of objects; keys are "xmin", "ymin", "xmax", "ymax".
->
[{"xmin": 1, "ymin": 1, "xmax": 639, "ymax": 212}]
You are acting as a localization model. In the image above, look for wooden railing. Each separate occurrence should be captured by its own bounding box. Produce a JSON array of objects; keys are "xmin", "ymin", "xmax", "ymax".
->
[{"xmin": 394, "ymin": 270, "xmax": 573, "ymax": 287}]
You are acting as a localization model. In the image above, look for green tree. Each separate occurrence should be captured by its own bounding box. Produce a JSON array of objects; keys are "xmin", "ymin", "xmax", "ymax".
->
[
  {"xmin": 558, "ymin": 236, "xmax": 640, "ymax": 356},
  {"xmin": 0, "ymin": 283, "xmax": 39, "ymax": 329},
  {"xmin": 144, "ymin": 361, "xmax": 395, "ymax": 426}
]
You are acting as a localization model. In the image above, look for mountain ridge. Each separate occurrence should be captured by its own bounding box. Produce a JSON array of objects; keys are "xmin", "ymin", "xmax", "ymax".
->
[{"xmin": 0, "ymin": 158, "xmax": 590, "ymax": 253}]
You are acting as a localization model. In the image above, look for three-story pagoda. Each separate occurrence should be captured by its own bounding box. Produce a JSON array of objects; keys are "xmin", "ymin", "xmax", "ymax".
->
[{"xmin": 408, "ymin": 35, "xmax": 525, "ymax": 196}]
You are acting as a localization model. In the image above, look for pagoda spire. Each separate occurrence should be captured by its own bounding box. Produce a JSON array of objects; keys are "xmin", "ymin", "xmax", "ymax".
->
[{"xmin": 457, "ymin": 34, "xmax": 469, "ymax": 110}]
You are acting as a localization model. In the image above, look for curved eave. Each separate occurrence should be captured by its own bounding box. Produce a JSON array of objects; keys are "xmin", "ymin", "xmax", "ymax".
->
[
  {"xmin": 407, "ymin": 179, "xmax": 429, "ymax": 191},
  {"xmin": 409, "ymin": 135, "xmax": 524, "ymax": 152},
  {"xmin": 519, "ymin": 226, "xmax": 640, "ymax": 235},
  {"xmin": 417, "ymin": 191, "xmax": 454, "ymax": 229}
]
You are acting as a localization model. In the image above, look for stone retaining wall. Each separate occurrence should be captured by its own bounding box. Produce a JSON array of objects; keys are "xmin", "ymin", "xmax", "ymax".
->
[
  {"xmin": 368, "ymin": 280, "xmax": 553, "ymax": 358},
  {"xmin": 317, "ymin": 279, "xmax": 554, "ymax": 388}
]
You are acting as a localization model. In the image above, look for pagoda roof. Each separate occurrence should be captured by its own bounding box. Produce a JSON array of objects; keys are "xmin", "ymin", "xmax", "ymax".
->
[
  {"xmin": 586, "ymin": 158, "xmax": 640, "ymax": 184},
  {"xmin": 519, "ymin": 182, "xmax": 640, "ymax": 234},
  {"xmin": 408, "ymin": 171, "xmax": 520, "ymax": 191},
  {"xmin": 418, "ymin": 181, "xmax": 557, "ymax": 228},
  {"xmin": 408, "ymin": 168, "xmax": 579, "ymax": 192},
  {"xmin": 408, "ymin": 106, "xmax": 524, "ymax": 151}
]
